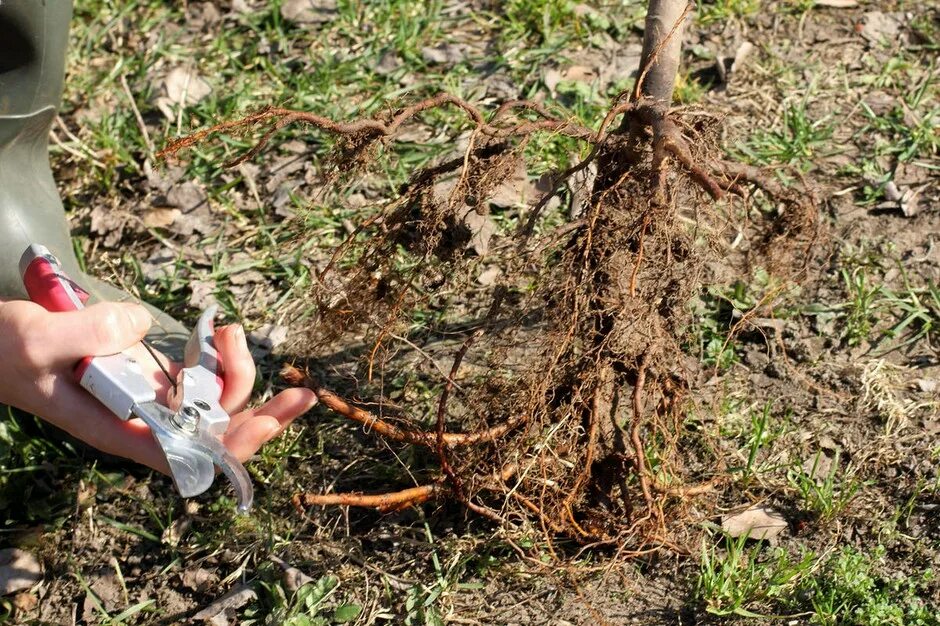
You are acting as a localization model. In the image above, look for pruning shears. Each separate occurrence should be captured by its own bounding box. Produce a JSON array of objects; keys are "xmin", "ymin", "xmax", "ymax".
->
[{"xmin": 19, "ymin": 244, "xmax": 253, "ymax": 512}]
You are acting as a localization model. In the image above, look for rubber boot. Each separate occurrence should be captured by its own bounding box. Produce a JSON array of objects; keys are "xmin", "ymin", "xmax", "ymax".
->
[{"xmin": 0, "ymin": 1, "xmax": 187, "ymax": 358}]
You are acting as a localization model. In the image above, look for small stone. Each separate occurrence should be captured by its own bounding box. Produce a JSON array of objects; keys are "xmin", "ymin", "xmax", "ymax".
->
[
  {"xmin": 280, "ymin": 0, "xmax": 338, "ymax": 24},
  {"xmin": 914, "ymin": 378, "xmax": 937, "ymax": 394},
  {"xmin": 0, "ymin": 549, "xmax": 41, "ymax": 596}
]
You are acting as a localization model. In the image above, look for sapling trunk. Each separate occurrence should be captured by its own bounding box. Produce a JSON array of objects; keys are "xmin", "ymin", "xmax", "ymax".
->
[{"xmin": 635, "ymin": 0, "xmax": 691, "ymax": 104}]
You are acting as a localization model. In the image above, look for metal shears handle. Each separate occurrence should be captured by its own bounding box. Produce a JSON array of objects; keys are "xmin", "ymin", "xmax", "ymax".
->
[{"xmin": 19, "ymin": 244, "xmax": 253, "ymax": 512}]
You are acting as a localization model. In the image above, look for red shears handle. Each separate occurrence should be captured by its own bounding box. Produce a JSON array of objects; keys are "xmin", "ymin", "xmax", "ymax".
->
[{"xmin": 20, "ymin": 245, "xmax": 95, "ymax": 379}]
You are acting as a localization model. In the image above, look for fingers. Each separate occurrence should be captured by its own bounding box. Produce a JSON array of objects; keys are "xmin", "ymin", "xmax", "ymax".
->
[
  {"xmin": 215, "ymin": 324, "xmax": 255, "ymax": 413},
  {"xmin": 1, "ymin": 300, "xmax": 152, "ymax": 368},
  {"xmin": 223, "ymin": 415, "xmax": 282, "ymax": 462},
  {"xmin": 224, "ymin": 388, "xmax": 318, "ymax": 461},
  {"xmin": 228, "ymin": 387, "xmax": 318, "ymax": 432},
  {"xmin": 39, "ymin": 378, "xmax": 170, "ymax": 474}
]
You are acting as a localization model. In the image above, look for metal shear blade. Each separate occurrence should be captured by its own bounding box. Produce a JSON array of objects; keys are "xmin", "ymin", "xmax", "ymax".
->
[
  {"xmin": 135, "ymin": 401, "xmax": 253, "ymax": 512},
  {"xmin": 156, "ymin": 305, "xmax": 254, "ymax": 512}
]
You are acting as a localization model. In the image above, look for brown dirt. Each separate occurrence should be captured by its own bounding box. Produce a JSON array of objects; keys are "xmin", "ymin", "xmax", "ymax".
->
[{"xmin": 8, "ymin": 2, "xmax": 939, "ymax": 625}]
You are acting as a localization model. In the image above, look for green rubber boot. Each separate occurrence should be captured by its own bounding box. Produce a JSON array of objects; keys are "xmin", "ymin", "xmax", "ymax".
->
[{"xmin": 0, "ymin": 1, "xmax": 187, "ymax": 358}]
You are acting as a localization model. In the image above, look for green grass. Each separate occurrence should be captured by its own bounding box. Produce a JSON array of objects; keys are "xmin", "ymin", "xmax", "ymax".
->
[
  {"xmin": 733, "ymin": 402, "xmax": 782, "ymax": 484},
  {"xmin": 243, "ymin": 573, "xmax": 363, "ymax": 626},
  {"xmin": 697, "ymin": 531, "xmax": 814, "ymax": 618},
  {"xmin": 787, "ymin": 450, "xmax": 865, "ymax": 523},
  {"xmin": 698, "ymin": 536, "xmax": 939, "ymax": 623},
  {"xmin": 736, "ymin": 100, "xmax": 834, "ymax": 172},
  {"xmin": 0, "ymin": 408, "xmax": 81, "ymax": 526},
  {"xmin": 857, "ymin": 66, "xmax": 939, "ymax": 163},
  {"xmin": 806, "ymin": 252, "xmax": 940, "ymax": 352},
  {"xmin": 802, "ymin": 546, "xmax": 939, "ymax": 626},
  {"xmin": 840, "ymin": 265, "xmax": 883, "ymax": 347},
  {"xmin": 695, "ymin": 0, "xmax": 760, "ymax": 25}
]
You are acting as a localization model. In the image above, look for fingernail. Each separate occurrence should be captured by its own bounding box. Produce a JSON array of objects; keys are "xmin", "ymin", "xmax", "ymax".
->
[
  {"xmin": 235, "ymin": 324, "xmax": 246, "ymax": 342},
  {"xmin": 123, "ymin": 304, "xmax": 152, "ymax": 334}
]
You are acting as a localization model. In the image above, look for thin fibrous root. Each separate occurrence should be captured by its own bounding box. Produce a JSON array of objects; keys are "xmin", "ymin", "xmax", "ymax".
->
[{"xmin": 157, "ymin": 94, "xmax": 598, "ymax": 168}]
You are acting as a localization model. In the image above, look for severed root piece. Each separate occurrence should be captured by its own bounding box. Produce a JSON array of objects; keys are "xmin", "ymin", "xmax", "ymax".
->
[
  {"xmin": 282, "ymin": 365, "xmax": 527, "ymax": 448},
  {"xmin": 292, "ymin": 483, "xmax": 443, "ymax": 514}
]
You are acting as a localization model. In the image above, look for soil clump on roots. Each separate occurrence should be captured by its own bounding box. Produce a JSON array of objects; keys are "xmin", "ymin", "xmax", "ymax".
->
[{"xmin": 161, "ymin": 91, "xmax": 816, "ymax": 554}]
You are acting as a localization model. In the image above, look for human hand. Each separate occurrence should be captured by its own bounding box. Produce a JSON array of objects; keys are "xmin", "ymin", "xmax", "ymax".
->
[{"xmin": 0, "ymin": 299, "xmax": 317, "ymax": 474}]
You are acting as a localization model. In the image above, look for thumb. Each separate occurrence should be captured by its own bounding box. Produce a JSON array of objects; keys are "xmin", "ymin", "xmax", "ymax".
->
[{"xmin": 44, "ymin": 302, "xmax": 153, "ymax": 362}]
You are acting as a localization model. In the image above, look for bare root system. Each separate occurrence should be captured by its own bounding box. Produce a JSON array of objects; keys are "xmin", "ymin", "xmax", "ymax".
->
[{"xmin": 165, "ymin": 91, "xmax": 816, "ymax": 554}]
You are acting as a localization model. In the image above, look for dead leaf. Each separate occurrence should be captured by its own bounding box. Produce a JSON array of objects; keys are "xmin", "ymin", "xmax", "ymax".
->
[
  {"xmin": 543, "ymin": 68, "xmax": 563, "ymax": 93},
  {"xmin": 161, "ymin": 516, "xmax": 193, "ymax": 547},
  {"xmin": 11, "ymin": 591, "xmax": 37, "ymax": 612},
  {"xmin": 205, "ymin": 608, "xmax": 235, "ymax": 626},
  {"xmin": 280, "ymin": 0, "xmax": 338, "ymax": 24},
  {"xmin": 272, "ymin": 186, "xmax": 297, "ymax": 218},
  {"xmin": 230, "ymin": 0, "xmax": 253, "ymax": 14},
  {"xmin": 597, "ymin": 43, "xmax": 642, "ymax": 91},
  {"xmin": 163, "ymin": 182, "xmax": 212, "ymax": 235},
  {"xmin": 456, "ymin": 207, "xmax": 497, "ymax": 257},
  {"xmin": 877, "ymin": 180, "xmax": 923, "ymax": 218},
  {"xmin": 375, "ymin": 50, "xmax": 403, "ymax": 76},
  {"xmin": 269, "ymin": 556, "xmax": 313, "ymax": 593},
  {"xmin": 803, "ymin": 453, "xmax": 834, "ymax": 481},
  {"xmin": 147, "ymin": 166, "xmax": 186, "ymax": 194},
  {"xmin": 140, "ymin": 250, "xmax": 178, "ymax": 282},
  {"xmin": 0, "ymin": 549, "xmax": 41, "ymax": 596},
  {"xmin": 490, "ymin": 161, "xmax": 534, "ymax": 209},
  {"xmin": 863, "ymin": 91, "xmax": 895, "ymax": 116},
  {"xmin": 76, "ymin": 480, "xmax": 97, "ymax": 510},
  {"xmin": 142, "ymin": 207, "xmax": 181, "ymax": 229},
  {"xmin": 477, "ymin": 266, "xmax": 502, "ymax": 286},
  {"xmin": 860, "ymin": 11, "xmax": 901, "ymax": 43},
  {"xmin": 396, "ymin": 125, "xmax": 434, "ymax": 143},
  {"xmin": 166, "ymin": 181, "xmax": 208, "ymax": 213},
  {"xmin": 421, "ymin": 43, "xmax": 467, "ymax": 66},
  {"xmin": 188, "ymin": 280, "xmax": 217, "ymax": 309},
  {"xmin": 265, "ymin": 154, "xmax": 307, "ymax": 194},
  {"xmin": 562, "ymin": 65, "xmax": 597, "ymax": 83},
  {"xmin": 898, "ymin": 186, "xmax": 922, "ymax": 218},
  {"xmin": 81, "ymin": 569, "xmax": 123, "ymax": 622},
  {"xmin": 186, "ymin": 2, "xmax": 223, "ymax": 29},
  {"xmin": 731, "ymin": 41, "xmax": 754, "ymax": 75},
  {"xmin": 485, "ymin": 74, "xmax": 517, "ymax": 100},
  {"xmin": 229, "ymin": 270, "xmax": 265, "ymax": 286},
  {"xmin": 89, "ymin": 204, "xmax": 131, "ymax": 248},
  {"xmin": 193, "ymin": 584, "xmax": 257, "ymax": 622},
  {"xmin": 565, "ymin": 163, "xmax": 595, "ymax": 219},
  {"xmin": 721, "ymin": 505, "xmax": 788, "ymax": 540},
  {"xmin": 163, "ymin": 66, "xmax": 212, "ymax": 106},
  {"xmin": 248, "ymin": 324, "xmax": 289, "ymax": 356},
  {"xmin": 182, "ymin": 568, "xmax": 219, "ymax": 593}
]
